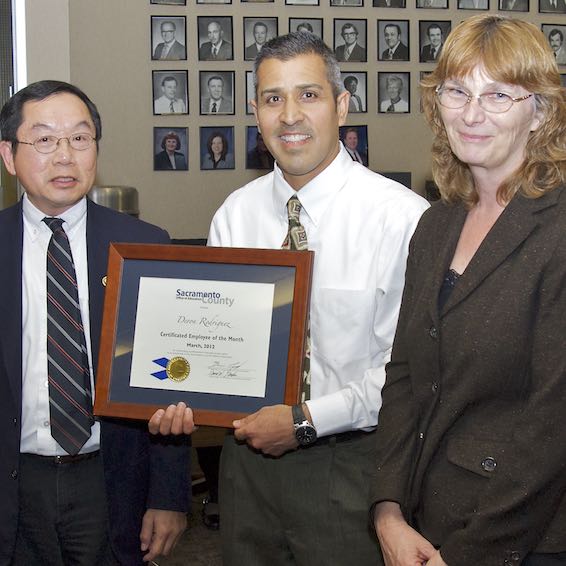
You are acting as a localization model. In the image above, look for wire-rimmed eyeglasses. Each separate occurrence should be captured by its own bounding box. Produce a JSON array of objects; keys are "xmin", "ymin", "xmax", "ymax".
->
[
  {"xmin": 436, "ymin": 85, "xmax": 534, "ymax": 114},
  {"xmin": 16, "ymin": 133, "xmax": 96, "ymax": 154}
]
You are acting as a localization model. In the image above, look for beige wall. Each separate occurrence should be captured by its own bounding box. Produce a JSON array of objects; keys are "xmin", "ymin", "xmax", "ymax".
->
[
  {"xmin": 18, "ymin": 0, "xmax": 556, "ymax": 237},
  {"xmin": 25, "ymin": 0, "xmax": 70, "ymax": 82}
]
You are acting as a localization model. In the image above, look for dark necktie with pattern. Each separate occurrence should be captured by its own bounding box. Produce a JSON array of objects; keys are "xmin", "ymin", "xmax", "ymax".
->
[
  {"xmin": 44, "ymin": 217, "xmax": 94, "ymax": 455},
  {"xmin": 282, "ymin": 196, "xmax": 311, "ymax": 401},
  {"xmin": 211, "ymin": 102, "xmax": 217, "ymax": 113}
]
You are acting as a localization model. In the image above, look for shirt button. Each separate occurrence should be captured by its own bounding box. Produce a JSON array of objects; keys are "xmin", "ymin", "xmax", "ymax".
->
[
  {"xmin": 481, "ymin": 457, "xmax": 497, "ymax": 472},
  {"xmin": 44, "ymin": 420, "xmax": 50, "ymax": 427},
  {"xmin": 428, "ymin": 326, "xmax": 438, "ymax": 339},
  {"xmin": 13, "ymin": 418, "xmax": 17, "ymax": 427},
  {"xmin": 431, "ymin": 382, "xmax": 439, "ymax": 392},
  {"xmin": 11, "ymin": 469, "xmax": 18, "ymax": 479}
]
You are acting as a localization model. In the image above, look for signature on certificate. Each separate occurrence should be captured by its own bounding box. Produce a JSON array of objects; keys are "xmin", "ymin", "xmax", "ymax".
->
[{"xmin": 208, "ymin": 360, "xmax": 247, "ymax": 379}]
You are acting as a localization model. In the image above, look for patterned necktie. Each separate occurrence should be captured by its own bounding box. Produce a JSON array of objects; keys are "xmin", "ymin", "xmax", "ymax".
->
[
  {"xmin": 211, "ymin": 102, "xmax": 217, "ymax": 113},
  {"xmin": 44, "ymin": 217, "xmax": 94, "ymax": 455},
  {"xmin": 387, "ymin": 102, "xmax": 395, "ymax": 112},
  {"xmin": 212, "ymin": 46, "xmax": 217, "ymax": 59},
  {"xmin": 282, "ymin": 196, "xmax": 311, "ymax": 401},
  {"xmin": 169, "ymin": 100, "xmax": 175, "ymax": 113},
  {"xmin": 388, "ymin": 49, "xmax": 394, "ymax": 60}
]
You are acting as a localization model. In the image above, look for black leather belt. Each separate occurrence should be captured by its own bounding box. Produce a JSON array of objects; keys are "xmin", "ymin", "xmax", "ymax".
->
[{"xmin": 22, "ymin": 450, "xmax": 100, "ymax": 465}]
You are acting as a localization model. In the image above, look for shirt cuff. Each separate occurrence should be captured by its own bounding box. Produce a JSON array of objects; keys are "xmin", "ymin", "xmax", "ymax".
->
[{"xmin": 306, "ymin": 391, "xmax": 352, "ymax": 437}]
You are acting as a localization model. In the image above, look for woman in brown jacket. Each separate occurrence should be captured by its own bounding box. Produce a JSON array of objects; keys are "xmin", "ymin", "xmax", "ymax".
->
[{"xmin": 371, "ymin": 15, "xmax": 566, "ymax": 566}]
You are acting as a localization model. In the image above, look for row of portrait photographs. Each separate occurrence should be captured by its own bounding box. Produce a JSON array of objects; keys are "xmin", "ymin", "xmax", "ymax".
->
[
  {"xmin": 154, "ymin": 61, "xmax": 566, "ymax": 118},
  {"xmin": 151, "ymin": 0, "xmax": 566, "ymax": 8},
  {"xmin": 150, "ymin": 17, "xmax": 566, "ymax": 64},
  {"xmin": 153, "ymin": 69, "xmax": 413, "ymax": 115},
  {"xmin": 153, "ymin": 125, "xmax": 369, "ymax": 171}
]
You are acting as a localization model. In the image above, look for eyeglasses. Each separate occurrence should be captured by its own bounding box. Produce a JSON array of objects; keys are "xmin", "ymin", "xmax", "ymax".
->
[
  {"xmin": 16, "ymin": 133, "xmax": 96, "ymax": 154},
  {"xmin": 436, "ymin": 85, "xmax": 534, "ymax": 114}
]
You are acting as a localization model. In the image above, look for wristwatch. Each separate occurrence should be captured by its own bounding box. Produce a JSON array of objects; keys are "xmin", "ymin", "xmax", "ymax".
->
[{"xmin": 292, "ymin": 403, "xmax": 317, "ymax": 446}]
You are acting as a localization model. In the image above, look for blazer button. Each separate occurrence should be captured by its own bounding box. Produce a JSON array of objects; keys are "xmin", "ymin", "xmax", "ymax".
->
[
  {"xmin": 510, "ymin": 551, "xmax": 521, "ymax": 562},
  {"xmin": 10, "ymin": 469, "xmax": 18, "ymax": 479},
  {"xmin": 428, "ymin": 326, "xmax": 438, "ymax": 339},
  {"xmin": 481, "ymin": 457, "xmax": 497, "ymax": 472},
  {"xmin": 431, "ymin": 382, "xmax": 439, "ymax": 393}
]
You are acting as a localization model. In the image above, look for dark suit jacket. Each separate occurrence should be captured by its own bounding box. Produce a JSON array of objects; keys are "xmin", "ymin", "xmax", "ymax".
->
[
  {"xmin": 374, "ymin": 0, "xmax": 405, "ymax": 5},
  {"xmin": 244, "ymin": 43, "xmax": 262, "ymax": 60},
  {"xmin": 370, "ymin": 188, "xmax": 566, "ymax": 565},
  {"xmin": 381, "ymin": 42, "xmax": 409, "ymax": 60},
  {"xmin": 335, "ymin": 42, "xmax": 367, "ymax": 62},
  {"xmin": 0, "ymin": 199, "xmax": 190, "ymax": 566},
  {"xmin": 420, "ymin": 43, "xmax": 442, "ymax": 62},
  {"xmin": 153, "ymin": 40, "xmax": 186, "ymax": 60},
  {"xmin": 199, "ymin": 40, "xmax": 233, "ymax": 60},
  {"xmin": 154, "ymin": 150, "xmax": 187, "ymax": 170}
]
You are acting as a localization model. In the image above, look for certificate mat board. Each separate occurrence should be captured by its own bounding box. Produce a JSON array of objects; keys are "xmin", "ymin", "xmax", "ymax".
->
[{"xmin": 94, "ymin": 243, "xmax": 313, "ymax": 427}]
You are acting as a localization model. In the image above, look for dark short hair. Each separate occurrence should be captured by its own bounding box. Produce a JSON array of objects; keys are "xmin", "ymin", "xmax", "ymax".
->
[
  {"xmin": 384, "ymin": 23, "xmax": 401, "ymax": 36},
  {"xmin": 427, "ymin": 23, "xmax": 442, "ymax": 36},
  {"xmin": 297, "ymin": 22, "xmax": 314, "ymax": 33},
  {"xmin": 341, "ymin": 23, "xmax": 358, "ymax": 36},
  {"xmin": 253, "ymin": 22, "xmax": 268, "ymax": 33},
  {"xmin": 254, "ymin": 32, "xmax": 344, "ymax": 99},
  {"xmin": 161, "ymin": 131, "xmax": 181, "ymax": 150},
  {"xmin": 344, "ymin": 75, "xmax": 358, "ymax": 87},
  {"xmin": 207, "ymin": 75, "xmax": 224, "ymax": 87},
  {"xmin": 549, "ymin": 28, "xmax": 564, "ymax": 42},
  {"xmin": 161, "ymin": 76, "xmax": 178, "ymax": 87},
  {"xmin": 207, "ymin": 130, "xmax": 229, "ymax": 161},
  {"xmin": 0, "ymin": 80, "xmax": 101, "ymax": 153}
]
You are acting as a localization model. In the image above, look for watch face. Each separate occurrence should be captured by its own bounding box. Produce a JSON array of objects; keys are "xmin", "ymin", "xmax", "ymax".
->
[{"xmin": 296, "ymin": 425, "xmax": 317, "ymax": 446}]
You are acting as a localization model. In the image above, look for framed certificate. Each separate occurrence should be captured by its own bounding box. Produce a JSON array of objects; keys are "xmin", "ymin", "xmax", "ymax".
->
[{"xmin": 94, "ymin": 244, "xmax": 313, "ymax": 427}]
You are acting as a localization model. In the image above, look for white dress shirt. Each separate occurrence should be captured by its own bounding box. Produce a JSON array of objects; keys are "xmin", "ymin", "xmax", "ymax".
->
[
  {"xmin": 209, "ymin": 145, "xmax": 428, "ymax": 436},
  {"xmin": 21, "ymin": 195, "xmax": 100, "ymax": 455},
  {"xmin": 154, "ymin": 95, "xmax": 186, "ymax": 114}
]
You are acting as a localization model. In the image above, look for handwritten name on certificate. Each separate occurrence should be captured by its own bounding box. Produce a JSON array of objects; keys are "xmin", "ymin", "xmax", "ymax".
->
[{"xmin": 129, "ymin": 277, "xmax": 275, "ymax": 397}]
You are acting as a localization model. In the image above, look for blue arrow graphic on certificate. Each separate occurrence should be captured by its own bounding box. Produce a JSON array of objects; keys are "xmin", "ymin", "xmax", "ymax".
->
[{"xmin": 151, "ymin": 357, "xmax": 170, "ymax": 380}]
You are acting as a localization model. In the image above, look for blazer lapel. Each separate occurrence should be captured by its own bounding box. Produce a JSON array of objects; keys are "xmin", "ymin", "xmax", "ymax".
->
[
  {"xmin": 441, "ymin": 191, "xmax": 560, "ymax": 317},
  {"xmin": 426, "ymin": 202, "xmax": 467, "ymax": 325},
  {"xmin": 86, "ymin": 200, "xmax": 108, "ymax": 377},
  {"xmin": 0, "ymin": 202, "xmax": 24, "ymax": 404}
]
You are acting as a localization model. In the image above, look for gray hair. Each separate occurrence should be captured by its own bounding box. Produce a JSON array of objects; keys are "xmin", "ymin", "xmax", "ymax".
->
[{"xmin": 253, "ymin": 32, "xmax": 344, "ymax": 100}]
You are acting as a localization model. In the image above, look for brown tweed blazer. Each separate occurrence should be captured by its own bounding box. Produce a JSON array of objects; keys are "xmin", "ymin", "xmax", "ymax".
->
[{"xmin": 370, "ymin": 186, "xmax": 566, "ymax": 566}]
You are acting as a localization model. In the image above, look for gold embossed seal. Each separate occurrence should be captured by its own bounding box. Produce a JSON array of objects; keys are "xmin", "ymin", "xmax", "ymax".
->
[{"xmin": 166, "ymin": 357, "xmax": 190, "ymax": 382}]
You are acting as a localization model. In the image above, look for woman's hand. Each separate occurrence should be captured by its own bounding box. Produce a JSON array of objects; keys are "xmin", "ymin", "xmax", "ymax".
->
[
  {"xmin": 424, "ymin": 550, "xmax": 447, "ymax": 566},
  {"xmin": 374, "ymin": 502, "xmax": 436, "ymax": 566}
]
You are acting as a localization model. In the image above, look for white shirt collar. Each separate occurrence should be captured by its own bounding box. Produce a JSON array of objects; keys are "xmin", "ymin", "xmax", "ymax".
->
[
  {"xmin": 22, "ymin": 193, "xmax": 87, "ymax": 240},
  {"xmin": 272, "ymin": 143, "xmax": 353, "ymax": 228}
]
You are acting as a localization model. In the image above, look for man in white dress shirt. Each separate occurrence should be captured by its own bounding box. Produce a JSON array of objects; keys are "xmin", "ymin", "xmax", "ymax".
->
[
  {"xmin": 150, "ymin": 31, "xmax": 428, "ymax": 566},
  {"xmin": 153, "ymin": 76, "xmax": 187, "ymax": 114}
]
